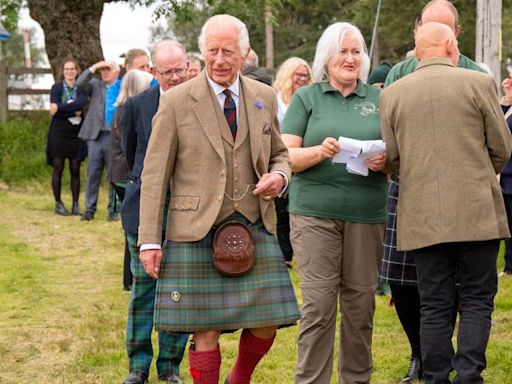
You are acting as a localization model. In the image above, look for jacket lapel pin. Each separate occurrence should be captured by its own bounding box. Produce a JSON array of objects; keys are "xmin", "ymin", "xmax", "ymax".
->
[
  {"xmin": 263, "ymin": 125, "xmax": 272, "ymax": 135},
  {"xmin": 255, "ymin": 100, "xmax": 263, "ymax": 109}
]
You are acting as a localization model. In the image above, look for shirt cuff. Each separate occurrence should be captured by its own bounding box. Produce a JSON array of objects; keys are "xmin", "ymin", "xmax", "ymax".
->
[
  {"xmin": 140, "ymin": 243, "xmax": 161, "ymax": 251},
  {"xmin": 501, "ymin": 96, "xmax": 512, "ymax": 106},
  {"xmin": 272, "ymin": 171, "xmax": 289, "ymax": 197}
]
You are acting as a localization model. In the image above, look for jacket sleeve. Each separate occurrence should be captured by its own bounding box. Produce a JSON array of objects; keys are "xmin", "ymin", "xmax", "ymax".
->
[
  {"xmin": 380, "ymin": 89, "xmax": 400, "ymax": 174},
  {"xmin": 121, "ymin": 97, "xmax": 138, "ymax": 171},
  {"xmin": 482, "ymin": 77, "xmax": 512, "ymax": 173}
]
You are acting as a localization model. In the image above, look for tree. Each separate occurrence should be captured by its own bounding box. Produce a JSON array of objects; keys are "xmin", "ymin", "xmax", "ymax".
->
[{"xmin": 26, "ymin": 0, "xmax": 110, "ymax": 79}]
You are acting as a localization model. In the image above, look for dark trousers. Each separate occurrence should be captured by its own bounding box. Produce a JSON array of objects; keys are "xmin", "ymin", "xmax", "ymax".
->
[
  {"xmin": 413, "ymin": 240, "xmax": 499, "ymax": 384},
  {"xmin": 275, "ymin": 195, "xmax": 293, "ymax": 262},
  {"xmin": 112, "ymin": 183, "xmax": 132, "ymax": 289},
  {"xmin": 502, "ymin": 193, "xmax": 512, "ymax": 272}
]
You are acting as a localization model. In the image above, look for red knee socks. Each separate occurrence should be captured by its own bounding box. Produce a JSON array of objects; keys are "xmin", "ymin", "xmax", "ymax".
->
[
  {"xmin": 188, "ymin": 346, "xmax": 221, "ymax": 384},
  {"xmin": 226, "ymin": 329, "xmax": 276, "ymax": 384}
]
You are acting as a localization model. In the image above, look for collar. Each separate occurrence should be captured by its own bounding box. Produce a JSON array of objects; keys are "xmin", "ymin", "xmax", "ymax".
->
[
  {"xmin": 319, "ymin": 80, "xmax": 366, "ymax": 98},
  {"xmin": 206, "ymin": 72, "xmax": 240, "ymax": 97},
  {"xmin": 416, "ymin": 57, "xmax": 455, "ymax": 71}
]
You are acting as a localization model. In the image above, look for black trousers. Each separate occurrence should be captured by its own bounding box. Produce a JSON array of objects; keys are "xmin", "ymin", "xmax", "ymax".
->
[
  {"xmin": 274, "ymin": 195, "xmax": 293, "ymax": 262},
  {"xmin": 413, "ymin": 240, "xmax": 499, "ymax": 384},
  {"xmin": 112, "ymin": 183, "xmax": 132, "ymax": 289},
  {"xmin": 502, "ymin": 193, "xmax": 512, "ymax": 272}
]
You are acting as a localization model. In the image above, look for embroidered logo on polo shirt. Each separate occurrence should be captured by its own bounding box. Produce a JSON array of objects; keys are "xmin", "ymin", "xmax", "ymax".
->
[{"xmin": 354, "ymin": 101, "xmax": 379, "ymax": 116}]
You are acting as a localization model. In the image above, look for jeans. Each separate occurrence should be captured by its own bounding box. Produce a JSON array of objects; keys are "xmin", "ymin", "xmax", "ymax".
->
[{"xmin": 413, "ymin": 240, "xmax": 499, "ymax": 384}]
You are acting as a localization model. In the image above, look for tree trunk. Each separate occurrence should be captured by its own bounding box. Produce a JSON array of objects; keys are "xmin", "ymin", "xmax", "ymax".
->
[{"xmin": 27, "ymin": 0, "xmax": 110, "ymax": 80}]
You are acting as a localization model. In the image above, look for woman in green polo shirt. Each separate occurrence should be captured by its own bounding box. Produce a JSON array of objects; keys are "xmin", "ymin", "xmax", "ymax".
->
[{"xmin": 281, "ymin": 22, "xmax": 388, "ymax": 384}]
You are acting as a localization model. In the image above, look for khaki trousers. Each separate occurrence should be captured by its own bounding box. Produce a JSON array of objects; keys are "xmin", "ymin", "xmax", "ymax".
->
[{"xmin": 291, "ymin": 214, "xmax": 384, "ymax": 384}]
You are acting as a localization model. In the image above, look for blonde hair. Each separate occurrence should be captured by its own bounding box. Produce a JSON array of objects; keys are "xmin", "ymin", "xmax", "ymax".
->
[
  {"xmin": 312, "ymin": 22, "xmax": 370, "ymax": 83},
  {"xmin": 115, "ymin": 70, "xmax": 154, "ymax": 107},
  {"xmin": 273, "ymin": 57, "xmax": 312, "ymax": 105}
]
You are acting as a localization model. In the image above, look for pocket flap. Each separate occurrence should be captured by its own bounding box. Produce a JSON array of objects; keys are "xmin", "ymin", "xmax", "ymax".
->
[{"xmin": 170, "ymin": 195, "xmax": 200, "ymax": 211}]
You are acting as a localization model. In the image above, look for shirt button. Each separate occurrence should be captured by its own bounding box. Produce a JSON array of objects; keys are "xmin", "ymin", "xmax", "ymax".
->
[
  {"xmin": 220, "ymin": 170, "xmax": 225, "ymax": 176},
  {"xmin": 234, "ymin": 162, "xmax": 239, "ymax": 168},
  {"xmin": 234, "ymin": 189, "xmax": 239, "ymax": 193},
  {"xmin": 234, "ymin": 203, "xmax": 240, "ymax": 208},
  {"xmin": 218, "ymin": 195, "xmax": 222, "ymax": 202},
  {"xmin": 234, "ymin": 176, "xmax": 240, "ymax": 182}
]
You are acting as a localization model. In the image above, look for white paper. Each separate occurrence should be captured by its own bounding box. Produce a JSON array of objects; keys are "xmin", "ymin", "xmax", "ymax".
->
[
  {"xmin": 332, "ymin": 136, "xmax": 386, "ymax": 176},
  {"xmin": 68, "ymin": 116, "xmax": 82, "ymax": 126}
]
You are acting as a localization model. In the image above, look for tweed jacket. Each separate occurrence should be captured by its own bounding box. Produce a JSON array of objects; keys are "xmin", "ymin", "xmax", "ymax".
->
[
  {"xmin": 138, "ymin": 72, "xmax": 291, "ymax": 244},
  {"xmin": 381, "ymin": 57, "xmax": 512, "ymax": 251},
  {"xmin": 120, "ymin": 85, "xmax": 160, "ymax": 235},
  {"xmin": 76, "ymin": 68, "xmax": 107, "ymax": 141}
]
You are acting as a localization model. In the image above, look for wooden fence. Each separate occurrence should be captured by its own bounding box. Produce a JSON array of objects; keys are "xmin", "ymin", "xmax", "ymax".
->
[{"xmin": 0, "ymin": 64, "xmax": 52, "ymax": 123}]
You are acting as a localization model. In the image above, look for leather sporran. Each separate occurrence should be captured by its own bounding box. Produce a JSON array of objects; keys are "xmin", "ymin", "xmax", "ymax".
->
[{"xmin": 212, "ymin": 221, "xmax": 255, "ymax": 277}]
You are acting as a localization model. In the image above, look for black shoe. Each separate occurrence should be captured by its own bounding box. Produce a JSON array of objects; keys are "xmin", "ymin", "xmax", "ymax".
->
[
  {"xmin": 81, "ymin": 210, "xmax": 95, "ymax": 221},
  {"xmin": 122, "ymin": 371, "xmax": 148, "ymax": 384},
  {"xmin": 108, "ymin": 212, "xmax": 119, "ymax": 221},
  {"xmin": 123, "ymin": 285, "xmax": 132, "ymax": 292},
  {"xmin": 71, "ymin": 201, "xmax": 81, "ymax": 216},
  {"xmin": 55, "ymin": 201, "xmax": 71, "ymax": 216},
  {"xmin": 401, "ymin": 356, "xmax": 423, "ymax": 383},
  {"xmin": 159, "ymin": 372, "xmax": 183, "ymax": 384},
  {"xmin": 285, "ymin": 261, "xmax": 293, "ymax": 269}
]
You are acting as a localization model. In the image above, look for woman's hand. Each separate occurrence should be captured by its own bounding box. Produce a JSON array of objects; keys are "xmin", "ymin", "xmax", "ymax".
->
[
  {"xmin": 502, "ymin": 76, "xmax": 512, "ymax": 100},
  {"xmin": 367, "ymin": 151, "xmax": 386, "ymax": 172},
  {"xmin": 318, "ymin": 137, "xmax": 340, "ymax": 160},
  {"xmin": 50, "ymin": 103, "xmax": 58, "ymax": 116}
]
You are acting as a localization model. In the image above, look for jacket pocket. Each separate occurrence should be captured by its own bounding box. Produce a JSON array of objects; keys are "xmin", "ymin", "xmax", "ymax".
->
[{"xmin": 170, "ymin": 195, "xmax": 200, "ymax": 211}]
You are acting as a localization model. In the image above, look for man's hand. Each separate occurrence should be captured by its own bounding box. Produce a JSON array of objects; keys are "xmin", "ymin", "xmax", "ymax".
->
[
  {"xmin": 91, "ymin": 60, "xmax": 111, "ymax": 73},
  {"xmin": 253, "ymin": 172, "xmax": 285, "ymax": 201},
  {"xmin": 140, "ymin": 249, "xmax": 163, "ymax": 279},
  {"xmin": 367, "ymin": 151, "xmax": 386, "ymax": 172}
]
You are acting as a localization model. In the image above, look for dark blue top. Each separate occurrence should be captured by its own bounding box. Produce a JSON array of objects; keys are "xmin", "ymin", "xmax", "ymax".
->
[{"xmin": 500, "ymin": 104, "xmax": 512, "ymax": 194}]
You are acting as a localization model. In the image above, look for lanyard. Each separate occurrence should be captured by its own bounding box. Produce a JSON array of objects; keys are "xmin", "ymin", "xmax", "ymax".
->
[{"xmin": 63, "ymin": 81, "xmax": 77, "ymax": 103}]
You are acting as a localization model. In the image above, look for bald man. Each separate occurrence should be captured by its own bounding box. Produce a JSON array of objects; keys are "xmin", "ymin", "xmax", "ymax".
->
[
  {"xmin": 380, "ymin": 22, "xmax": 512, "ymax": 384},
  {"xmin": 378, "ymin": 2, "xmax": 488, "ymax": 382}
]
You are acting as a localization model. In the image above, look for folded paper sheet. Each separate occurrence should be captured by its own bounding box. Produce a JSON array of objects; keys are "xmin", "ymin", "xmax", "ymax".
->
[{"xmin": 332, "ymin": 136, "xmax": 386, "ymax": 176}]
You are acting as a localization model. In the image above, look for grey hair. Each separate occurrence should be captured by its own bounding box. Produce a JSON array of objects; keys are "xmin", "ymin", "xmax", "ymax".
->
[
  {"xmin": 115, "ymin": 69, "xmax": 153, "ymax": 107},
  {"xmin": 107, "ymin": 60, "xmax": 120, "ymax": 73},
  {"xmin": 150, "ymin": 39, "xmax": 187, "ymax": 66},
  {"xmin": 198, "ymin": 14, "xmax": 250, "ymax": 56},
  {"xmin": 311, "ymin": 22, "xmax": 370, "ymax": 83}
]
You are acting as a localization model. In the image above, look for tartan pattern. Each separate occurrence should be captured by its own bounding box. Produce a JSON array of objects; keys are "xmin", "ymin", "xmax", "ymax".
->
[
  {"xmin": 154, "ymin": 219, "xmax": 301, "ymax": 332},
  {"xmin": 379, "ymin": 176, "xmax": 418, "ymax": 286},
  {"xmin": 126, "ymin": 233, "xmax": 188, "ymax": 376},
  {"xmin": 223, "ymin": 89, "xmax": 237, "ymax": 139}
]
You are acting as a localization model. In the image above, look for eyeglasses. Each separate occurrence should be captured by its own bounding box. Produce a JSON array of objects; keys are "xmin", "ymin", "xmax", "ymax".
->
[
  {"xmin": 294, "ymin": 72, "xmax": 310, "ymax": 80},
  {"xmin": 154, "ymin": 66, "xmax": 188, "ymax": 78}
]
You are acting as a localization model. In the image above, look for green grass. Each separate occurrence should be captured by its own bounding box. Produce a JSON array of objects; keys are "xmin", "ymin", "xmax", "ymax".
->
[{"xmin": 1, "ymin": 184, "xmax": 512, "ymax": 383}]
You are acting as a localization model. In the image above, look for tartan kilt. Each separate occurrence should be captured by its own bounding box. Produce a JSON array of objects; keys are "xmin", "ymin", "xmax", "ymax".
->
[
  {"xmin": 154, "ymin": 219, "xmax": 301, "ymax": 333},
  {"xmin": 379, "ymin": 176, "xmax": 418, "ymax": 286}
]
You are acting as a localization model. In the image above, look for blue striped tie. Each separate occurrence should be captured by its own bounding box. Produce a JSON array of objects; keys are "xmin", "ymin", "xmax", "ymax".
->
[{"xmin": 223, "ymin": 89, "xmax": 237, "ymax": 139}]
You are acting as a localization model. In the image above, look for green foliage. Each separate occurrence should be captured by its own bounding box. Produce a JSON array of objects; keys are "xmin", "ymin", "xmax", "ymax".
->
[
  {"xmin": 0, "ymin": 0, "xmax": 23, "ymax": 33},
  {"xmin": 0, "ymin": 112, "xmax": 52, "ymax": 183}
]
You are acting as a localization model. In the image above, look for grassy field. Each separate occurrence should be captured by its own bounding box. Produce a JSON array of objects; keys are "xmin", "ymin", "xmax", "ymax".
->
[{"xmin": 1, "ymin": 182, "xmax": 512, "ymax": 384}]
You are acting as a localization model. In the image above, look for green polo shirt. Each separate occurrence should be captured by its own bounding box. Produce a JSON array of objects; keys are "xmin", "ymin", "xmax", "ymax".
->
[
  {"xmin": 281, "ymin": 81, "xmax": 387, "ymax": 223},
  {"xmin": 384, "ymin": 53, "xmax": 486, "ymax": 87}
]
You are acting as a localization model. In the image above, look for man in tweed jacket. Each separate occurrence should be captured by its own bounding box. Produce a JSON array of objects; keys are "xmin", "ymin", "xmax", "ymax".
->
[
  {"xmin": 381, "ymin": 22, "xmax": 511, "ymax": 383},
  {"xmin": 138, "ymin": 14, "xmax": 300, "ymax": 384}
]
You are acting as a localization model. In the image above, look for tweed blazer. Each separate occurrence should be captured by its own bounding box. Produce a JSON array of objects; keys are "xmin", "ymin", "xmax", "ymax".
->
[
  {"xmin": 138, "ymin": 72, "xmax": 291, "ymax": 244},
  {"xmin": 76, "ymin": 68, "xmax": 106, "ymax": 141},
  {"xmin": 381, "ymin": 57, "xmax": 512, "ymax": 251},
  {"xmin": 120, "ymin": 85, "xmax": 160, "ymax": 235}
]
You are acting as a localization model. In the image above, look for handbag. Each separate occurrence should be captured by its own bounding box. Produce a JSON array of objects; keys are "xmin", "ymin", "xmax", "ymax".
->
[{"xmin": 212, "ymin": 221, "xmax": 255, "ymax": 277}]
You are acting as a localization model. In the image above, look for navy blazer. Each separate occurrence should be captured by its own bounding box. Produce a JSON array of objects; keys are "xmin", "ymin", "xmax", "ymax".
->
[
  {"xmin": 121, "ymin": 85, "xmax": 160, "ymax": 235},
  {"xmin": 500, "ymin": 104, "xmax": 512, "ymax": 194}
]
